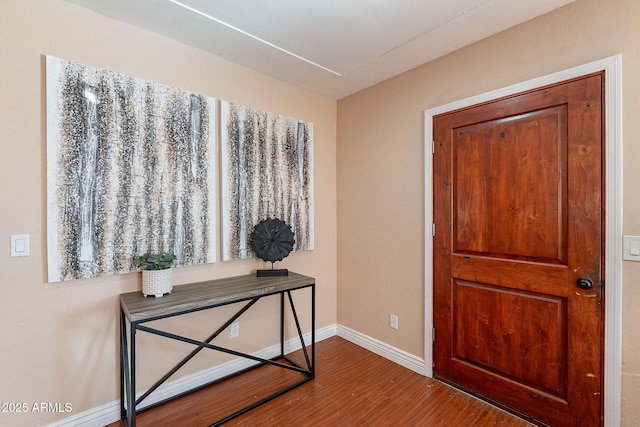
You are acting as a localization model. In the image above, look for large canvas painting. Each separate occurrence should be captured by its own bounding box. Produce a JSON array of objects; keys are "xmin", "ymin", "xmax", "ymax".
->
[
  {"xmin": 46, "ymin": 56, "xmax": 216, "ymax": 282},
  {"xmin": 221, "ymin": 101, "xmax": 314, "ymax": 261}
]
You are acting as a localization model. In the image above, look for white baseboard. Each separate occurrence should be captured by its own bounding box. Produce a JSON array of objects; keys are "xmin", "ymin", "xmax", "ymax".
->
[
  {"xmin": 337, "ymin": 325, "xmax": 426, "ymax": 375},
  {"xmin": 47, "ymin": 324, "xmax": 337, "ymax": 427},
  {"xmin": 48, "ymin": 323, "xmax": 429, "ymax": 427}
]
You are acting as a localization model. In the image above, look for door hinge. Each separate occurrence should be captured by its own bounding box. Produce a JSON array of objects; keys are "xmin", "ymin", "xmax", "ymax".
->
[
  {"xmin": 432, "ymin": 140, "xmax": 435, "ymax": 154},
  {"xmin": 432, "ymin": 327, "xmax": 436, "ymax": 342},
  {"xmin": 432, "ymin": 224, "xmax": 436, "ymax": 237}
]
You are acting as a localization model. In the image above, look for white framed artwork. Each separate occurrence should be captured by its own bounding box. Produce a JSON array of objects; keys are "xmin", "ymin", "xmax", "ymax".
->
[
  {"xmin": 46, "ymin": 56, "xmax": 216, "ymax": 282},
  {"xmin": 220, "ymin": 101, "xmax": 314, "ymax": 261}
]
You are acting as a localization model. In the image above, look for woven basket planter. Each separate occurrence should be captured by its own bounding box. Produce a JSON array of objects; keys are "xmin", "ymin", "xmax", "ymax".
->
[{"xmin": 142, "ymin": 269, "xmax": 173, "ymax": 297}]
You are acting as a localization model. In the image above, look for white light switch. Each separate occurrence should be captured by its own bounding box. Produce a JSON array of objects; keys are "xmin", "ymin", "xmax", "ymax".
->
[
  {"xmin": 11, "ymin": 234, "xmax": 30, "ymax": 257},
  {"xmin": 623, "ymin": 235, "xmax": 640, "ymax": 261}
]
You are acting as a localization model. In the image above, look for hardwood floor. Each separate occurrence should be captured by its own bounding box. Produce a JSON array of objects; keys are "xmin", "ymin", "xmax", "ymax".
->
[{"xmin": 109, "ymin": 336, "xmax": 534, "ymax": 426}]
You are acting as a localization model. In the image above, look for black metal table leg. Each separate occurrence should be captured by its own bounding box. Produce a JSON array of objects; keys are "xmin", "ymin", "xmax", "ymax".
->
[
  {"xmin": 129, "ymin": 321, "xmax": 137, "ymax": 427},
  {"xmin": 312, "ymin": 283, "xmax": 316, "ymax": 378},
  {"xmin": 119, "ymin": 309, "xmax": 126, "ymax": 425}
]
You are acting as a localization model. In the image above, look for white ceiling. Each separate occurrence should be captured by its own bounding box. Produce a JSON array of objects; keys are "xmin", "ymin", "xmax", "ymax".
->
[{"xmin": 65, "ymin": 0, "xmax": 575, "ymax": 99}]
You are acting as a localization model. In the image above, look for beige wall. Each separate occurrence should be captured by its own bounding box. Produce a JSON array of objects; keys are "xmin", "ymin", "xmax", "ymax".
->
[
  {"xmin": 4, "ymin": 0, "xmax": 640, "ymax": 425},
  {"xmin": 0, "ymin": 0, "xmax": 336, "ymax": 425},
  {"xmin": 337, "ymin": 0, "xmax": 639, "ymax": 424}
]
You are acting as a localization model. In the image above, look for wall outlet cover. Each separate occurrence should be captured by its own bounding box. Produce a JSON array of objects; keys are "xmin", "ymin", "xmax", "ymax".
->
[{"xmin": 230, "ymin": 322, "xmax": 240, "ymax": 338}]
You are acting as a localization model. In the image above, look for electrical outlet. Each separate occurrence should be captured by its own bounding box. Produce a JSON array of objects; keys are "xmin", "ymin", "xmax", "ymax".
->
[
  {"xmin": 390, "ymin": 314, "xmax": 398, "ymax": 330},
  {"xmin": 230, "ymin": 322, "xmax": 240, "ymax": 338}
]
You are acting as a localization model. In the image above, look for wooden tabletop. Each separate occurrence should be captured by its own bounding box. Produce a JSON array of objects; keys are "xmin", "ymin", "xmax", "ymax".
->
[{"xmin": 120, "ymin": 272, "xmax": 315, "ymax": 323}]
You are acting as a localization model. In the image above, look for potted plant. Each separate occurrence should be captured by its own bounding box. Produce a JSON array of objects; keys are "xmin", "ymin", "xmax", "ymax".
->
[{"xmin": 133, "ymin": 252, "xmax": 176, "ymax": 297}]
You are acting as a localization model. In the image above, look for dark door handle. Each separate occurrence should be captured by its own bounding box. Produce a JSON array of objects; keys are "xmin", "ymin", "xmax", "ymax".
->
[{"xmin": 577, "ymin": 277, "xmax": 594, "ymax": 290}]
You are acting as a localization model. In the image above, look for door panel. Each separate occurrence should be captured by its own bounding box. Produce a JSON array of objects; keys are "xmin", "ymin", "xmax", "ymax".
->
[
  {"xmin": 433, "ymin": 74, "xmax": 603, "ymax": 426},
  {"xmin": 452, "ymin": 106, "xmax": 567, "ymax": 263},
  {"xmin": 453, "ymin": 280, "xmax": 567, "ymax": 398}
]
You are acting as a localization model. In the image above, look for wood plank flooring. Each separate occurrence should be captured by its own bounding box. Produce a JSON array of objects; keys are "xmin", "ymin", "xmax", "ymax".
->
[{"xmin": 108, "ymin": 336, "xmax": 534, "ymax": 426}]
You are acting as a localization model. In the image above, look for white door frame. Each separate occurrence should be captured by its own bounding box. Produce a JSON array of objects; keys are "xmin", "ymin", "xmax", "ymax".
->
[{"xmin": 424, "ymin": 55, "xmax": 623, "ymax": 426}]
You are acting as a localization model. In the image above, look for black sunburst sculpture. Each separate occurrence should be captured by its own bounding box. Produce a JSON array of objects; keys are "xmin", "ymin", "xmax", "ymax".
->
[{"xmin": 250, "ymin": 218, "xmax": 295, "ymax": 277}]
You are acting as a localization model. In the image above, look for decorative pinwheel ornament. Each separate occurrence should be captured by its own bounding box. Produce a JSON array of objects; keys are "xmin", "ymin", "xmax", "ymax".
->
[{"xmin": 250, "ymin": 218, "xmax": 295, "ymax": 276}]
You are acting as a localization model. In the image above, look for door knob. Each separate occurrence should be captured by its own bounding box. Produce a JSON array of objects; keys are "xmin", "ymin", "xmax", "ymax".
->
[{"xmin": 577, "ymin": 277, "xmax": 594, "ymax": 290}]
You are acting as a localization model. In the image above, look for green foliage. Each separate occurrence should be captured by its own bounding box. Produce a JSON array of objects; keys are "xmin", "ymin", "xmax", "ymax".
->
[{"xmin": 133, "ymin": 252, "xmax": 176, "ymax": 271}]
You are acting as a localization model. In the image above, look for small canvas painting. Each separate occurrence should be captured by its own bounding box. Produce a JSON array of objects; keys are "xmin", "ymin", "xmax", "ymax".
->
[{"xmin": 221, "ymin": 101, "xmax": 314, "ymax": 261}]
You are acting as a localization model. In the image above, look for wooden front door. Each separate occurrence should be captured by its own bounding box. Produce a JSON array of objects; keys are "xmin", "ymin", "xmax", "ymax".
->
[{"xmin": 432, "ymin": 73, "xmax": 603, "ymax": 426}]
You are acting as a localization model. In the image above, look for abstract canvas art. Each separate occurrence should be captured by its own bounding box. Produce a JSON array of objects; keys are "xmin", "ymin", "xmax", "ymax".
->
[
  {"xmin": 46, "ymin": 56, "xmax": 216, "ymax": 282},
  {"xmin": 221, "ymin": 101, "xmax": 314, "ymax": 261}
]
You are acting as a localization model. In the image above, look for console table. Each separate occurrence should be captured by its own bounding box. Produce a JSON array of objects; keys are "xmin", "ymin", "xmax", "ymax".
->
[{"xmin": 119, "ymin": 272, "xmax": 315, "ymax": 426}]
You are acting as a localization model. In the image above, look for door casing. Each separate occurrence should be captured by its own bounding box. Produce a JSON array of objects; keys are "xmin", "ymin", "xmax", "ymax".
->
[{"xmin": 424, "ymin": 55, "xmax": 622, "ymax": 426}]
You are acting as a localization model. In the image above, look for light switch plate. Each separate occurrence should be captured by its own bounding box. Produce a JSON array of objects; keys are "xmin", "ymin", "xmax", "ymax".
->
[
  {"xmin": 623, "ymin": 235, "xmax": 640, "ymax": 261},
  {"xmin": 11, "ymin": 234, "xmax": 30, "ymax": 257}
]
